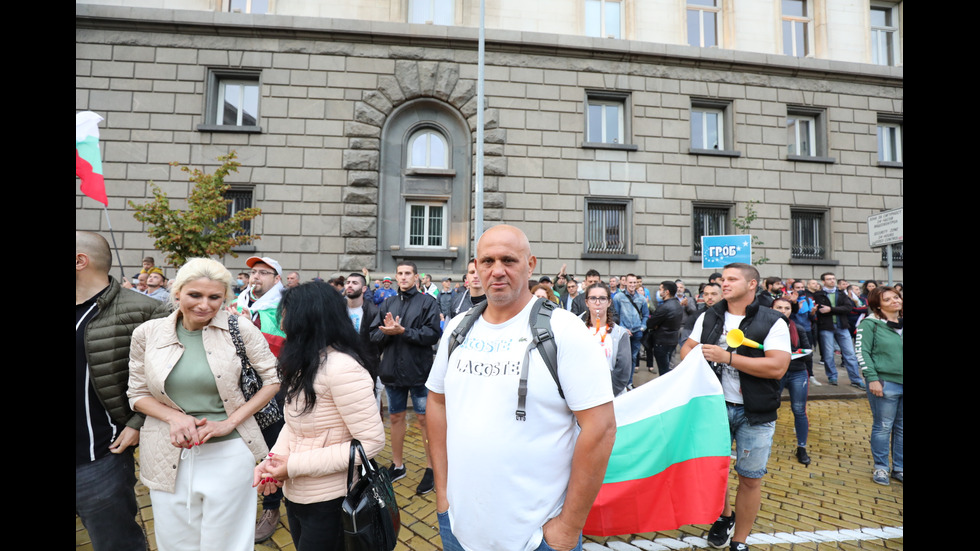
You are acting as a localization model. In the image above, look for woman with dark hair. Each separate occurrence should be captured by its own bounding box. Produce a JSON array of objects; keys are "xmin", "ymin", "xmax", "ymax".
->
[
  {"xmin": 584, "ymin": 282, "xmax": 631, "ymax": 396},
  {"xmin": 254, "ymin": 281, "xmax": 385, "ymax": 551},
  {"xmin": 856, "ymin": 286, "xmax": 903, "ymax": 486},
  {"xmin": 860, "ymin": 280, "xmax": 878, "ymax": 301},
  {"xmin": 771, "ymin": 297, "xmax": 814, "ymax": 466}
]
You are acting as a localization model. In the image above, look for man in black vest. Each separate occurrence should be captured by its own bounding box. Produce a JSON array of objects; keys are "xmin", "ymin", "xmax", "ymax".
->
[{"xmin": 680, "ymin": 263, "xmax": 791, "ymax": 551}]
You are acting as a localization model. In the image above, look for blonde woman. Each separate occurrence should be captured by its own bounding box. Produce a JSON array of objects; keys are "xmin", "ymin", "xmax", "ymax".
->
[{"xmin": 128, "ymin": 258, "xmax": 279, "ymax": 550}]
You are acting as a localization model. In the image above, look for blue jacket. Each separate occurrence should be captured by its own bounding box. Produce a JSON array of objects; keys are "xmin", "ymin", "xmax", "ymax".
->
[
  {"xmin": 613, "ymin": 290, "xmax": 649, "ymax": 333},
  {"xmin": 792, "ymin": 295, "xmax": 814, "ymax": 331}
]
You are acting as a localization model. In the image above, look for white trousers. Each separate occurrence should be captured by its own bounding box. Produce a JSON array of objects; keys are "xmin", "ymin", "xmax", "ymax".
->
[{"xmin": 150, "ymin": 438, "xmax": 257, "ymax": 551}]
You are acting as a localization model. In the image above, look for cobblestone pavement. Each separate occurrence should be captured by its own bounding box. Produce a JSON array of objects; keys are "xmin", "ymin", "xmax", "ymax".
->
[{"xmin": 77, "ymin": 394, "xmax": 902, "ymax": 550}]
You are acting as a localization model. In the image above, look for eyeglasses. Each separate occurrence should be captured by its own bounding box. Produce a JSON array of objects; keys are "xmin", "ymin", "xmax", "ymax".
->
[
  {"xmin": 586, "ymin": 296, "xmax": 609, "ymax": 304},
  {"xmin": 251, "ymin": 270, "xmax": 276, "ymax": 277}
]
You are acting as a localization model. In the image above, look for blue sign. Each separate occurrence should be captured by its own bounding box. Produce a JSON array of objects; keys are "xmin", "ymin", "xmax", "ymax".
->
[{"xmin": 702, "ymin": 234, "xmax": 752, "ymax": 269}]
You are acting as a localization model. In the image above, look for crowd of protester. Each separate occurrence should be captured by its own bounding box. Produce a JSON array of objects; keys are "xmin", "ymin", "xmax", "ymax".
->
[{"xmin": 79, "ymin": 227, "xmax": 903, "ymax": 551}]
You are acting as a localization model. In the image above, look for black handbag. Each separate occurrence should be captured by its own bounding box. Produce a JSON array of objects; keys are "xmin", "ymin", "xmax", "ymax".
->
[
  {"xmin": 341, "ymin": 439, "xmax": 400, "ymax": 551},
  {"xmin": 228, "ymin": 313, "xmax": 282, "ymax": 429}
]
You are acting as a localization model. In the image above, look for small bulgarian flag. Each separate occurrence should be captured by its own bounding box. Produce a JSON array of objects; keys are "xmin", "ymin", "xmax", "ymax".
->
[
  {"xmin": 584, "ymin": 346, "xmax": 731, "ymax": 536},
  {"xmin": 76, "ymin": 111, "xmax": 107, "ymax": 206}
]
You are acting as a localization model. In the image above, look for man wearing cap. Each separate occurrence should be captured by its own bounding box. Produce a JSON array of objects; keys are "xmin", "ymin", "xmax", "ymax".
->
[
  {"xmin": 232, "ymin": 256, "xmax": 287, "ymax": 356},
  {"xmin": 142, "ymin": 268, "xmax": 170, "ymax": 302},
  {"xmin": 230, "ymin": 256, "xmax": 288, "ymax": 542},
  {"xmin": 375, "ymin": 276, "xmax": 398, "ymax": 305}
]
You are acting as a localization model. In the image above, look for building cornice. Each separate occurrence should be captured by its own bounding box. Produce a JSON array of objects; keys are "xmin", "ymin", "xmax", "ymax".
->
[{"xmin": 76, "ymin": 4, "xmax": 902, "ymax": 88}]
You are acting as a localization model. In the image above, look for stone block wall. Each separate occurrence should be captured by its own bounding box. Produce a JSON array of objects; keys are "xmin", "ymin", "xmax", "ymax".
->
[{"xmin": 76, "ymin": 5, "xmax": 902, "ymax": 284}]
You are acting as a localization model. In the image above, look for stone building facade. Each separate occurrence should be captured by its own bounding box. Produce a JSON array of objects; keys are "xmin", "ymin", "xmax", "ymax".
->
[{"xmin": 75, "ymin": 2, "xmax": 903, "ymax": 284}]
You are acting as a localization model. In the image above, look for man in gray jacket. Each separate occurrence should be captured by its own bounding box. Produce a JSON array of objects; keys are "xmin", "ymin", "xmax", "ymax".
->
[{"xmin": 76, "ymin": 231, "xmax": 168, "ymax": 550}]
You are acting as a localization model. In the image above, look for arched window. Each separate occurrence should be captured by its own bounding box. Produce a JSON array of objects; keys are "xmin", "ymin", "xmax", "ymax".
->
[
  {"xmin": 379, "ymin": 99, "xmax": 470, "ymax": 274},
  {"xmin": 407, "ymin": 129, "xmax": 449, "ymax": 169}
]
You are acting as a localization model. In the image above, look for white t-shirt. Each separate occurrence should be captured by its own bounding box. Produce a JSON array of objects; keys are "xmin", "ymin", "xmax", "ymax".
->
[
  {"xmin": 689, "ymin": 309, "xmax": 790, "ymax": 403},
  {"xmin": 426, "ymin": 299, "xmax": 613, "ymax": 551}
]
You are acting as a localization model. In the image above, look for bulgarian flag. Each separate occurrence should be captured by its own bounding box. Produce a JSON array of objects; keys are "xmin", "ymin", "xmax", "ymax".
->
[
  {"xmin": 76, "ymin": 111, "xmax": 107, "ymax": 206},
  {"xmin": 584, "ymin": 346, "xmax": 731, "ymax": 536}
]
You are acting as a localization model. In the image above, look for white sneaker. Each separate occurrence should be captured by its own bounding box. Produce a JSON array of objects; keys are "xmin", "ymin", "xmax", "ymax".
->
[{"xmin": 809, "ymin": 376, "xmax": 822, "ymax": 386}]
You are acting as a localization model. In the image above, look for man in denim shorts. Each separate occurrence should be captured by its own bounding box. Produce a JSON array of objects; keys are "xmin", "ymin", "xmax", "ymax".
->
[
  {"xmin": 681, "ymin": 263, "xmax": 791, "ymax": 551},
  {"xmin": 371, "ymin": 260, "xmax": 442, "ymax": 495}
]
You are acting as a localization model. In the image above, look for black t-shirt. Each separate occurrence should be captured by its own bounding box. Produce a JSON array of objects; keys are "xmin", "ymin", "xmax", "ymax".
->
[{"xmin": 76, "ymin": 287, "xmax": 117, "ymax": 465}]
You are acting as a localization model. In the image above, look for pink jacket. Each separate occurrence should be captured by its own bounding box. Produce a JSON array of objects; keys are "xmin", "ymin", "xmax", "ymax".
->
[{"xmin": 272, "ymin": 348, "xmax": 385, "ymax": 504}]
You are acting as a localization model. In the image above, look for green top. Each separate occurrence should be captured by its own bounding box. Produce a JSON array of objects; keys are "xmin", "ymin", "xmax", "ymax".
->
[
  {"xmin": 855, "ymin": 317, "xmax": 903, "ymax": 384},
  {"xmin": 166, "ymin": 324, "xmax": 240, "ymax": 442}
]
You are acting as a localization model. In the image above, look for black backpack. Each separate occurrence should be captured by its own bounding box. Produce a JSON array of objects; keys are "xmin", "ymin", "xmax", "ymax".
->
[{"xmin": 447, "ymin": 298, "xmax": 562, "ymax": 421}]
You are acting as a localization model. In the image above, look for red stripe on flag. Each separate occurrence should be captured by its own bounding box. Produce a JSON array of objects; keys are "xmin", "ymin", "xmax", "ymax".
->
[
  {"xmin": 264, "ymin": 333, "xmax": 285, "ymax": 358},
  {"xmin": 584, "ymin": 455, "xmax": 731, "ymax": 537},
  {"xmin": 76, "ymin": 148, "xmax": 108, "ymax": 206}
]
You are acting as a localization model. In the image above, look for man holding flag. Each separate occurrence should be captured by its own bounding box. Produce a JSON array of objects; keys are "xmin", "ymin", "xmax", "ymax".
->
[{"xmin": 681, "ymin": 263, "xmax": 791, "ymax": 551}]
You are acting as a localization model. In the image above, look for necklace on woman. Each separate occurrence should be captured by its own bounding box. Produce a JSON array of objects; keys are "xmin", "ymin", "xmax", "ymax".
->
[{"xmin": 591, "ymin": 321, "xmax": 612, "ymax": 343}]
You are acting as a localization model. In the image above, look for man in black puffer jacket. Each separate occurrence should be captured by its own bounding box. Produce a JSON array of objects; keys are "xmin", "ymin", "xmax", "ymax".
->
[{"xmin": 76, "ymin": 231, "xmax": 169, "ymax": 551}]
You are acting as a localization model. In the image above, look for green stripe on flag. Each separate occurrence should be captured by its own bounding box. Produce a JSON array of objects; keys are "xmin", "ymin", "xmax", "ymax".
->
[
  {"xmin": 603, "ymin": 394, "xmax": 730, "ymax": 483},
  {"xmin": 77, "ymin": 135, "xmax": 103, "ymax": 175}
]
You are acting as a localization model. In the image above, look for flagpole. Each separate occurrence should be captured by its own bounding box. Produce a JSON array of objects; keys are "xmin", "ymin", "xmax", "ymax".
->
[
  {"xmin": 103, "ymin": 206, "xmax": 127, "ymax": 283},
  {"xmin": 474, "ymin": 0, "xmax": 485, "ymax": 246}
]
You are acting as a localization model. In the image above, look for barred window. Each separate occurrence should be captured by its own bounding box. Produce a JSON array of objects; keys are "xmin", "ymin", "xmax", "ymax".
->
[
  {"xmin": 881, "ymin": 242, "xmax": 903, "ymax": 263},
  {"xmin": 586, "ymin": 200, "xmax": 629, "ymax": 255},
  {"xmin": 406, "ymin": 202, "xmax": 445, "ymax": 248},
  {"xmin": 791, "ymin": 210, "xmax": 826, "ymax": 260},
  {"xmin": 693, "ymin": 205, "xmax": 729, "ymax": 257},
  {"xmin": 221, "ymin": 188, "xmax": 253, "ymax": 237}
]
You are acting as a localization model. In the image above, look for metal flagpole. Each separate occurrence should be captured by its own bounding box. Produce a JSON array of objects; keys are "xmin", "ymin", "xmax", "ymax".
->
[
  {"xmin": 103, "ymin": 206, "xmax": 127, "ymax": 282},
  {"xmin": 474, "ymin": 0, "xmax": 485, "ymax": 247}
]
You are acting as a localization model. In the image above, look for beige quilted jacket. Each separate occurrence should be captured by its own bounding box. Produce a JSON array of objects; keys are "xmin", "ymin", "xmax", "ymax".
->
[
  {"xmin": 271, "ymin": 348, "xmax": 385, "ymax": 504},
  {"xmin": 128, "ymin": 310, "xmax": 278, "ymax": 493}
]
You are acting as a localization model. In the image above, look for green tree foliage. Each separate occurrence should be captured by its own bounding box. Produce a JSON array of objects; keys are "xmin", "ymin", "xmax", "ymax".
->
[
  {"xmin": 732, "ymin": 200, "xmax": 769, "ymax": 265},
  {"xmin": 129, "ymin": 151, "xmax": 261, "ymax": 267}
]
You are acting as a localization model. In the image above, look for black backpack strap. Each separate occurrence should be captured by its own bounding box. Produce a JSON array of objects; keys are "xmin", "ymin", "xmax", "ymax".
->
[
  {"xmin": 445, "ymin": 297, "xmax": 563, "ymax": 422},
  {"xmin": 515, "ymin": 298, "xmax": 563, "ymax": 421},
  {"xmin": 447, "ymin": 300, "xmax": 488, "ymax": 359},
  {"xmin": 531, "ymin": 299, "xmax": 562, "ymax": 398}
]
